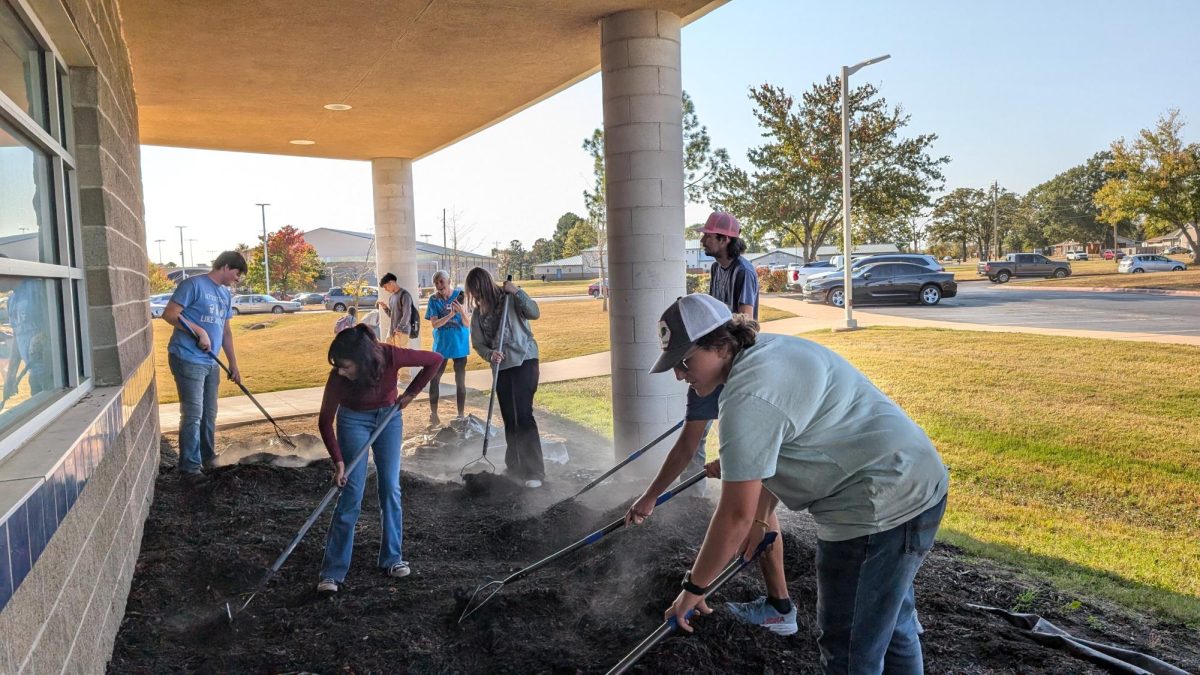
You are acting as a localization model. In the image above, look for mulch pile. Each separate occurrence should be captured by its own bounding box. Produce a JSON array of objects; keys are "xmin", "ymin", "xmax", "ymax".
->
[{"xmin": 109, "ymin": 432, "xmax": 1199, "ymax": 673}]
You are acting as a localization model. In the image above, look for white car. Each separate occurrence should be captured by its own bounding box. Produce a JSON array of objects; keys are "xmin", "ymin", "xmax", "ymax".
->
[
  {"xmin": 149, "ymin": 293, "xmax": 171, "ymax": 318},
  {"xmin": 1066, "ymin": 250, "xmax": 1089, "ymax": 261},
  {"xmin": 786, "ymin": 261, "xmax": 835, "ymax": 288},
  {"xmin": 1118, "ymin": 254, "xmax": 1187, "ymax": 274},
  {"xmin": 230, "ymin": 294, "xmax": 302, "ymax": 314}
]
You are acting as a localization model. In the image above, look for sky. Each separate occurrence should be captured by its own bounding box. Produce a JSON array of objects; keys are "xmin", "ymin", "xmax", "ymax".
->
[{"xmin": 140, "ymin": 0, "xmax": 1200, "ymax": 265}]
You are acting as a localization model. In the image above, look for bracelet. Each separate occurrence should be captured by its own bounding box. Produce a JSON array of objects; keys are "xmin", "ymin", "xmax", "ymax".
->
[
  {"xmin": 681, "ymin": 571, "xmax": 709, "ymax": 596},
  {"xmin": 754, "ymin": 519, "xmax": 770, "ymax": 529}
]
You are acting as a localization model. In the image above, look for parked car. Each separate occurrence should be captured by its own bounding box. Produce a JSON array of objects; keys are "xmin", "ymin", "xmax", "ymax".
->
[
  {"xmin": 324, "ymin": 286, "xmax": 380, "ymax": 312},
  {"xmin": 1101, "ymin": 249, "xmax": 1126, "ymax": 261},
  {"xmin": 977, "ymin": 253, "xmax": 1071, "ymax": 283},
  {"xmin": 291, "ymin": 292, "xmax": 325, "ymax": 305},
  {"xmin": 806, "ymin": 254, "xmax": 943, "ymax": 285},
  {"xmin": 231, "ymin": 294, "xmax": 301, "ymax": 315},
  {"xmin": 1118, "ymin": 254, "xmax": 1188, "ymax": 274},
  {"xmin": 786, "ymin": 260, "xmax": 834, "ymax": 288},
  {"xmin": 149, "ymin": 293, "xmax": 171, "ymax": 318},
  {"xmin": 1065, "ymin": 250, "xmax": 1089, "ymax": 261},
  {"xmin": 588, "ymin": 278, "xmax": 609, "ymax": 298},
  {"xmin": 1164, "ymin": 246, "xmax": 1192, "ymax": 255},
  {"xmin": 802, "ymin": 262, "xmax": 957, "ymax": 307}
]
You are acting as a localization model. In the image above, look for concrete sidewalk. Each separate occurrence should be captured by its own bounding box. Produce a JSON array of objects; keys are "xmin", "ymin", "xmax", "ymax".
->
[{"xmin": 158, "ymin": 297, "xmax": 1199, "ymax": 433}]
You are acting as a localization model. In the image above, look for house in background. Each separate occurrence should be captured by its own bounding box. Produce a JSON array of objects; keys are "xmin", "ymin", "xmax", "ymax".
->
[
  {"xmin": 1049, "ymin": 235, "xmax": 1140, "ymax": 257},
  {"xmin": 1143, "ymin": 227, "xmax": 1197, "ymax": 252}
]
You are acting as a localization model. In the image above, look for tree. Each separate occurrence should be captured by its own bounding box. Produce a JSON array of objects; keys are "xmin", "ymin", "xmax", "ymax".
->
[
  {"xmin": 1027, "ymin": 152, "xmax": 1122, "ymax": 251},
  {"xmin": 929, "ymin": 188, "xmax": 989, "ymax": 261},
  {"xmin": 244, "ymin": 225, "xmax": 323, "ymax": 295},
  {"xmin": 498, "ymin": 239, "xmax": 532, "ymax": 280},
  {"xmin": 530, "ymin": 238, "xmax": 556, "ymax": 264},
  {"xmin": 549, "ymin": 212, "xmax": 585, "ymax": 261},
  {"xmin": 147, "ymin": 262, "xmax": 174, "ymax": 293},
  {"xmin": 1096, "ymin": 110, "xmax": 1200, "ymax": 263},
  {"xmin": 561, "ymin": 215, "xmax": 599, "ymax": 258},
  {"xmin": 705, "ymin": 79, "xmax": 948, "ymax": 262}
]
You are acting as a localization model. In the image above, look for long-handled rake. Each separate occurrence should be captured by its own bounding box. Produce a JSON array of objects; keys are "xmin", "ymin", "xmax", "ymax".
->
[
  {"xmin": 458, "ymin": 469, "xmax": 706, "ymax": 623},
  {"xmin": 606, "ymin": 531, "xmax": 780, "ymax": 675},
  {"xmin": 459, "ymin": 291, "xmax": 511, "ymax": 478},
  {"xmin": 558, "ymin": 419, "xmax": 685, "ymax": 504},
  {"xmin": 179, "ymin": 321, "xmax": 296, "ymax": 448},
  {"xmin": 233, "ymin": 403, "xmax": 401, "ymax": 618}
]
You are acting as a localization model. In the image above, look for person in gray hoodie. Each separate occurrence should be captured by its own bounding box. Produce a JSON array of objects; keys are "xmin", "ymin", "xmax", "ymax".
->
[{"xmin": 465, "ymin": 267, "xmax": 544, "ymax": 488}]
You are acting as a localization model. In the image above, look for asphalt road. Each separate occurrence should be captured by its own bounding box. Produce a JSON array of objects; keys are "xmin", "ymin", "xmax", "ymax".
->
[{"xmin": 850, "ymin": 282, "xmax": 1200, "ymax": 336}]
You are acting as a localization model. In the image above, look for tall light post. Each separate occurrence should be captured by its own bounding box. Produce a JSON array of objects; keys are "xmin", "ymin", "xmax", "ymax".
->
[
  {"xmin": 839, "ymin": 53, "xmax": 890, "ymax": 330},
  {"xmin": 174, "ymin": 225, "xmax": 187, "ymax": 279},
  {"xmin": 187, "ymin": 238, "xmax": 198, "ymax": 267},
  {"xmin": 154, "ymin": 238, "xmax": 165, "ymax": 264},
  {"xmin": 256, "ymin": 203, "xmax": 271, "ymax": 295}
]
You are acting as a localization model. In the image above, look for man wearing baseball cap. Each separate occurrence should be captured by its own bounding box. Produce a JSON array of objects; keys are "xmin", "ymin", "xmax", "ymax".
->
[{"xmin": 647, "ymin": 294, "xmax": 949, "ymax": 673}]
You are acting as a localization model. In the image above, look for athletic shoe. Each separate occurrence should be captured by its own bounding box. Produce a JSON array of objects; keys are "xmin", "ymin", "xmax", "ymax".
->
[
  {"xmin": 725, "ymin": 596, "xmax": 798, "ymax": 636},
  {"xmin": 524, "ymin": 479, "xmax": 543, "ymax": 489},
  {"xmin": 316, "ymin": 578, "xmax": 338, "ymax": 593},
  {"xmin": 388, "ymin": 562, "xmax": 411, "ymax": 578}
]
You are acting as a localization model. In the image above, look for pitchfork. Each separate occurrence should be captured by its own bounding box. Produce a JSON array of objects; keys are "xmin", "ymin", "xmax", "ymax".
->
[
  {"xmin": 458, "ymin": 469, "xmax": 706, "ymax": 623},
  {"xmin": 459, "ymin": 287, "xmax": 511, "ymax": 478},
  {"xmin": 555, "ymin": 419, "xmax": 685, "ymax": 505}
]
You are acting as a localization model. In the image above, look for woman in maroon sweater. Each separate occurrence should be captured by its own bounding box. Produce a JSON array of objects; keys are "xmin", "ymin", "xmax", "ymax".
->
[{"xmin": 315, "ymin": 324, "xmax": 444, "ymax": 594}]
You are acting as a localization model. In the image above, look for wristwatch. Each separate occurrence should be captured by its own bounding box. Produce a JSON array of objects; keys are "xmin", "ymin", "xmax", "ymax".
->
[{"xmin": 681, "ymin": 571, "xmax": 709, "ymax": 596}]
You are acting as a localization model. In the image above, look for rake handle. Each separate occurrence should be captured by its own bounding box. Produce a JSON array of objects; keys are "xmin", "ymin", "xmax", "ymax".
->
[
  {"xmin": 607, "ymin": 531, "xmax": 780, "ymax": 675},
  {"xmin": 567, "ymin": 419, "xmax": 686, "ymax": 501},
  {"xmin": 480, "ymin": 293, "xmax": 512, "ymax": 459}
]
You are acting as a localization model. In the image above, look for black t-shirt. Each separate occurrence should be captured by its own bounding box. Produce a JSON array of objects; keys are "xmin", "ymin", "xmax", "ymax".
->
[{"xmin": 686, "ymin": 384, "xmax": 722, "ymax": 421}]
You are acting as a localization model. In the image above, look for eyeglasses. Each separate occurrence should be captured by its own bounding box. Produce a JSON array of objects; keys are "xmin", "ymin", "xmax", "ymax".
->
[{"xmin": 676, "ymin": 348, "xmax": 698, "ymax": 373}]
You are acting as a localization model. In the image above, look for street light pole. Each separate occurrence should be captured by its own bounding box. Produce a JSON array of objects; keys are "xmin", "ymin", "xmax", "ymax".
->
[
  {"xmin": 839, "ymin": 53, "xmax": 890, "ymax": 331},
  {"xmin": 154, "ymin": 238, "xmax": 165, "ymax": 264},
  {"xmin": 175, "ymin": 225, "xmax": 187, "ymax": 279},
  {"xmin": 256, "ymin": 203, "xmax": 271, "ymax": 295},
  {"xmin": 187, "ymin": 238, "xmax": 198, "ymax": 268}
]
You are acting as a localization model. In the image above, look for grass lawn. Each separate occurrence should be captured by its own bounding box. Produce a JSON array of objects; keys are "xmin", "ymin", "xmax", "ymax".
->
[
  {"xmin": 510, "ymin": 280, "xmax": 597, "ymax": 297},
  {"xmin": 1016, "ymin": 268, "xmax": 1200, "ymax": 291},
  {"xmin": 944, "ymin": 256, "xmax": 1192, "ymax": 283},
  {"xmin": 154, "ymin": 302, "xmax": 796, "ymax": 404},
  {"xmin": 537, "ymin": 328, "xmax": 1200, "ymax": 624}
]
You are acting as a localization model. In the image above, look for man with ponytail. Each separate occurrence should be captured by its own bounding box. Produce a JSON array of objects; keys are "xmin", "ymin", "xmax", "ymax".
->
[{"xmin": 649, "ymin": 293, "xmax": 949, "ymax": 674}]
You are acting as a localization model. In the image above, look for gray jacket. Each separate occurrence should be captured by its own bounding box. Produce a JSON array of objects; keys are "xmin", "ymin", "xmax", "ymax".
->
[{"xmin": 470, "ymin": 289, "xmax": 539, "ymax": 370}]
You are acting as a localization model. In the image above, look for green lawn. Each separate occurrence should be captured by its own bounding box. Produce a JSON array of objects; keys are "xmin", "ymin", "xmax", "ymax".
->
[
  {"xmin": 154, "ymin": 302, "xmax": 795, "ymax": 403},
  {"xmin": 1017, "ymin": 267, "xmax": 1200, "ymax": 291},
  {"xmin": 537, "ymin": 328, "xmax": 1200, "ymax": 624}
]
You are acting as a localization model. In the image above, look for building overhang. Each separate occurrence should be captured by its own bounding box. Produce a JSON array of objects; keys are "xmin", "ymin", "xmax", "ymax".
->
[{"xmin": 116, "ymin": 1, "xmax": 727, "ymax": 161}]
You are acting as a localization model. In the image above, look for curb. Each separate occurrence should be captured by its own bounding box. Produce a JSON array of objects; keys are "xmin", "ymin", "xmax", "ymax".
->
[{"xmin": 1001, "ymin": 284, "xmax": 1200, "ymax": 297}]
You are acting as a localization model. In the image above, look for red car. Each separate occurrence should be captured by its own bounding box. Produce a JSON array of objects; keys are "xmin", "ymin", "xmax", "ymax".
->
[
  {"xmin": 1102, "ymin": 249, "xmax": 1126, "ymax": 261},
  {"xmin": 588, "ymin": 279, "xmax": 608, "ymax": 297}
]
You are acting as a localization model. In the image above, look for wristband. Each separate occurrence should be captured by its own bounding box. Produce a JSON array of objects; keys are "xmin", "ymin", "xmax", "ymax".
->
[
  {"xmin": 681, "ymin": 571, "xmax": 709, "ymax": 596},
  {"xmin": 754, "ymin": 519, "xmax": 770, "ymax": 529}
]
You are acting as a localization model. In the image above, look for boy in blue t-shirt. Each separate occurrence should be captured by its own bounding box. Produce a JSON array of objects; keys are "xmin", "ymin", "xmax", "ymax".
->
[{"xmin": 163, "ymin": 251, "xmax": 247, "ymax": 478}]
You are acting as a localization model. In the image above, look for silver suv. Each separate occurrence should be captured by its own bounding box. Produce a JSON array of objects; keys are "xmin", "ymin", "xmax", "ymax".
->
[
  {"xmin": 806, "ymin": 254, "xmax": 943, "ymax": 284},
  {"xmin": 324, "ymin": 285, "xmax": 379, "ymax": 311}
]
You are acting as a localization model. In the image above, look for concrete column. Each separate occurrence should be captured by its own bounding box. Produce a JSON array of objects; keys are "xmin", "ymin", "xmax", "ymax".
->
[
  {"xmin": 600, "ymin": 10, "xmax": 687, "ymax": 460},
  {"xmin": 371, "ymin": 158, "xmax": 418, "ymax": 347}
]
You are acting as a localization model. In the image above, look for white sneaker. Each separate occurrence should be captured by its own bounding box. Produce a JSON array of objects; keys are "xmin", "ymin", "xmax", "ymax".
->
[
  {"xmin": 524, "ymin": 479, "xmax": 543, "ymax": 489},
  {"xmin": 388, "ymin": 562, "xmax": 411, "ymax": 578},
  {"xmin": 316, "ymin": 578, "xmax": 338, "ymax": 593}
]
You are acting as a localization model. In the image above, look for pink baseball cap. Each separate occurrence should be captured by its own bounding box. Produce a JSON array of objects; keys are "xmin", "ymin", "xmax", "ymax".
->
[{"xmin": 700, "ymin": 211, "xmax": 741, "ymax": 238}]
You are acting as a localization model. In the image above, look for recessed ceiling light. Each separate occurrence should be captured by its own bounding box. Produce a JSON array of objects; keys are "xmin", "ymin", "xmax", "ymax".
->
[
  {"xmin": 289, "ymin": 139, "xmax": 316, "ymax": 145},
  {"xmin": 324, "ymin": 103, "xmax": 352, "ymax": 111}
]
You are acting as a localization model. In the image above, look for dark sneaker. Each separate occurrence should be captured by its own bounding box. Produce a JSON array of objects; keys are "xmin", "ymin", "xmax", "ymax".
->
[
  {"xmin": 726, "ymin": 596, "xmax": 798, "ymax": 636},
  {"xmin": 317, "ymin": 578, "xmax": 338, "ymax": 593}
]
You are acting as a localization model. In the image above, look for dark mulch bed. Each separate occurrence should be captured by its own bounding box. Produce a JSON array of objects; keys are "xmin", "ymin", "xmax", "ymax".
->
[{"xmin": 108, "ymin": 426, "xmax": 1199, "ymax": 673}]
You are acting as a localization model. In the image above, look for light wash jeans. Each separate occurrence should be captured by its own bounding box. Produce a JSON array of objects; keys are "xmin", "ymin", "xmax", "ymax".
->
[
  {"xmin": 168, "ymin": 353, "xmax": 220, "ymax": 474},
  {"xmin": 815, "ymin": 495, "xmax": 947, "ymax": 675},
  {"xmin": 320, "ymin": 406, "xmax": 405, "ymax": 582}
]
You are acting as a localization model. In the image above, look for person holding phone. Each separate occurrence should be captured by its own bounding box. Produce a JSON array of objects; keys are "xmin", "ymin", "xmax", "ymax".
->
[{"xmin": 424, "ymin": 270, "xmax": 470, "ymax": 426}]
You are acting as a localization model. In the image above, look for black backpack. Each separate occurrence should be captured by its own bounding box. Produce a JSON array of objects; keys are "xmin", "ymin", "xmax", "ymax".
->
[{"xmin": 399, "ymin": 289, "xmax": 420, "ymax": 340}]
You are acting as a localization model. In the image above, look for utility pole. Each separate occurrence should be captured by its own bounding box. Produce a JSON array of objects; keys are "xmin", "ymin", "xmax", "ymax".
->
[
  {"xmin": 992, "ymin": 181, "xmax": 999, "ymax": 259},
  {"xmin": 256, "ymin": 203, "xmax": 271, "ymax": 295},
  {"xmin": 442, "ymin": 208, "xmax": 448, "ymax": 272},
  {"xmin": 154, "ymin": 238, "xmax": 165, "ymax": 264},
  {"xmin": 175, "ymin": 226, "xmax": 187, "ymax": 278}
]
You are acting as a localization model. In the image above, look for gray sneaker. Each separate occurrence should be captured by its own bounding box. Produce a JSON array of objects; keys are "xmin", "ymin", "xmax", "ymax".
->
[
  {"xmin": 316, "ymin": 578, "xmax": 338, "ymax": 593},
  {"xmin": 388, "ymin": 562, "xmax": 411, "ymax": 578},
  {"xmin": 725, "ymin": 596, "xmax": 798, "ymax": 636}
]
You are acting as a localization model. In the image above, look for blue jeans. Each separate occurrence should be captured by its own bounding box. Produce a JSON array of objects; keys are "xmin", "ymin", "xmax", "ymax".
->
[
  {"xmin": 815, "ymin": 495, "xmax": 947, "ymax": 675},
  {"xmin": 168, "ymin": 354, "xmax": 220, "ymax": 474},
  {"xmin": 320, "ymin": 406, "xmax": 404, "ymax": 582}
]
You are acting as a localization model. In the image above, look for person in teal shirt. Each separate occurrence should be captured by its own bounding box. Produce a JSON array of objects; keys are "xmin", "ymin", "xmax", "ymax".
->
[{"xmin": 424, "ymin": 270, "xmax": 470, "ymax": 426}]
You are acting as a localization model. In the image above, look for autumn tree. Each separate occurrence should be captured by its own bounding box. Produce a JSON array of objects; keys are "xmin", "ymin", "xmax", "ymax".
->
[
  {"xmin": 706, "ymin": 79, "xmax": 947, "ymax": 262},
  {"xmin": 244, "ymin": 225, "xmax": 323, "ymax": 296},
  {"xmin": 147, "ymin": 262, "xmax": 174, "ymax": 293},
  {"xmin": 1096, "ymin": 110, "xmax": 1200, "ymax": 263}
]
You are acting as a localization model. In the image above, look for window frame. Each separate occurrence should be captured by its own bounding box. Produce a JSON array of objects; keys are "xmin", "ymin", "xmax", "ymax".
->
[{"xmin": 0, "ymin": 0, "xmax": 91, "ymax": 463}]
